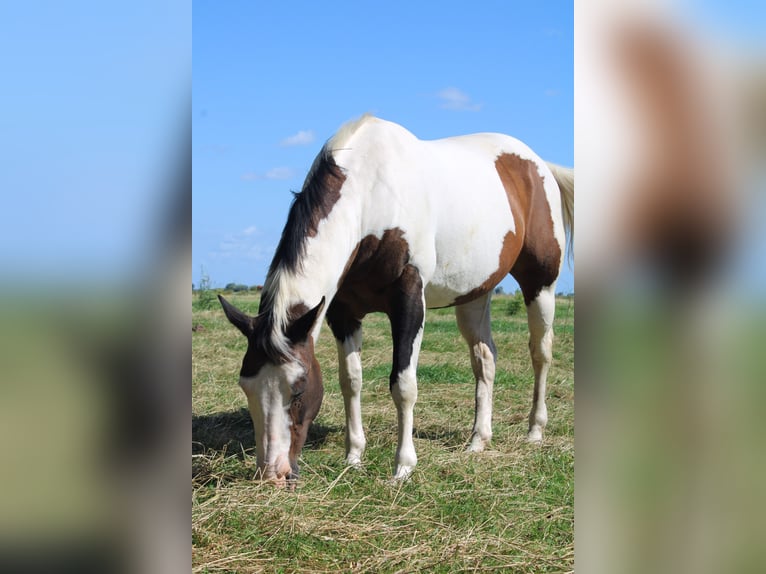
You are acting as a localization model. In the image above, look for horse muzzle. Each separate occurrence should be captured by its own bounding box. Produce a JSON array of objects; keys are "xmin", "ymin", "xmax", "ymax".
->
[{"xmin": 257, "ymin": 456, "xmax": 297, "ymax": 488}]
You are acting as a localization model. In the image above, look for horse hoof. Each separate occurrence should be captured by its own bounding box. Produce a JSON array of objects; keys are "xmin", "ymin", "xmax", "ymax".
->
[
  {"xmin": 466, "ymin": 441, "xmax": 487, "ymax": 453},
  {"xmin": 391, "ymin": 465, "xmax": 414, "ymax": 482},
  {"xmin": 526, "ymin": 429, "xmax": 544, "ymax": 443},
  {"xmin": 346, "ymin": 455, "xmax": 363, "ymax": 469},
  {"xmin": 466, "ymin": 433, "xmax": 490, "ymax": 453}
]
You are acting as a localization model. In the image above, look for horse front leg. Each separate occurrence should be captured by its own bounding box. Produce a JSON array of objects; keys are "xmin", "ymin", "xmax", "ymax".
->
[
  {"xmin": 326, "ymin": 301, "xmax": 366, "ymax": 467},
  {"xmin": 337, "ymin": 327, "xmax": 365, "ymax": 466},
  {"xmin": 387, "ymin": 265, "xmax": 425, "ymax": 480}
]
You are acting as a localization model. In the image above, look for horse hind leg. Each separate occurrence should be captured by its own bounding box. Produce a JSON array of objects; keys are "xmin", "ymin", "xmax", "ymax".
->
[
  {"xmin": 455, "ymin": 293, "xmax": 497, "ymax": 453},
  {"xmin": 511, "ymin": 215, "xmax": 562, "ymax": 443},
  {"xmin": 524, "ymin": 283, "xmax": 556, "ymax": 442}
]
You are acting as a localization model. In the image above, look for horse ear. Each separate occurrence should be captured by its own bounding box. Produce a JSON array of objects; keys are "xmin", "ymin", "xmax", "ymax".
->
[
  {"xmin": 286, "ymin": 297, "xmax": 326, "ymax": 345},
  {"xmin": 218, "ymin": 294, "xmax": 255, "ymax": 337}
]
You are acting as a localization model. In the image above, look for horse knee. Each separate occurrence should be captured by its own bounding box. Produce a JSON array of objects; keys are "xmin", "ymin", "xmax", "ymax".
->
[
  {"xmin": 472, "ymin": 341, "xmax": 497, "ymax": 381},
  {"xmin": 529, "ymin": 346, "xmax": 552, "ymax": 367},
  {"xmin": 341, "ymin": 357, "xmax": 363, "ymax": 392},
  {"xmin": 390, "ymin": 370, "xmax": 418, "ymax": 407},
  {"xmin": 529, "ymin": 335, "xmax": 553, "ymax": 366}
]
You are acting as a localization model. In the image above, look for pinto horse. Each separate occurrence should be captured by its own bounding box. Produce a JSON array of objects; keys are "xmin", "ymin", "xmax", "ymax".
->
[{"xmin": 219, "ymin": 115, "xmax": 574, "ymax": 484}]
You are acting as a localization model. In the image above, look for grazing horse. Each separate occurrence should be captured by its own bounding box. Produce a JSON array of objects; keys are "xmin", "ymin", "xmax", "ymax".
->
[{"xmin": 219, "ymin": 115, "xmax": 574, "ymax": 484}]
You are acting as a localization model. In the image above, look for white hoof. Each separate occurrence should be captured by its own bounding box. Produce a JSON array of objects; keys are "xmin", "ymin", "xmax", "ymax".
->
[
  {"xmin": 392, "ymin": 465, "xmax": 414, "ymax": 482},
  {"xmin": 527, "ymin": 427, "xmax": 544, "ymax": 443},
  {"xmin": 466, "ymin": 433, "xmax": 490, "ymax": 453},
  {"xmin": 346, "ymin": 454, "xmax": 363, "ymax": 468}
]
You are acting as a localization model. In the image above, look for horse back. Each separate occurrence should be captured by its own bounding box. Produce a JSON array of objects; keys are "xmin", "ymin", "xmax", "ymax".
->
[{"xmin": 334, "ymin": 121, "xmax": 564, "ymax": 308}]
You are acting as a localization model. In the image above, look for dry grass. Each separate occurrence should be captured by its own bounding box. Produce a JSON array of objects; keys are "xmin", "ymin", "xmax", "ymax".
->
[{"xmin": 193, "ymin": 293, "xmax": 573, "ymax": 573}]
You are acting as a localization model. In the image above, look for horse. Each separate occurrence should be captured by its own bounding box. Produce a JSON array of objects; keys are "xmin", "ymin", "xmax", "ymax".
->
[{"xmin": 219, "ymin": 114, "xmax": 574, "ymax": 485}]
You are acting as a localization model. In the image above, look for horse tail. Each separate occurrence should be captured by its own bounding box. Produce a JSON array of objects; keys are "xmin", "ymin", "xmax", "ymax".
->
[{"xmin": 546, "ymin": 162, "xmax": 574, "ymax": 261}]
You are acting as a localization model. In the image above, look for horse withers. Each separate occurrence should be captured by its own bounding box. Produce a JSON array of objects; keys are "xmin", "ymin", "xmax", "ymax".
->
[{"xmin": 219, "ymin": 115, "xmax": 574, "ymax": 485}]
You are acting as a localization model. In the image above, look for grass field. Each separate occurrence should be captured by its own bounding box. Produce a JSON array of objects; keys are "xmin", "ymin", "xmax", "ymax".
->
[{"xmin": 192, "ymin": 292, "xmax": 574, "ymax": 573}]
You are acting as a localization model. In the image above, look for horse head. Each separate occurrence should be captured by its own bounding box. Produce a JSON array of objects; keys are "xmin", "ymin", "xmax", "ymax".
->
[{"xmin": 218, "ymin": 294, "xmax": 325, "ymax": 487}]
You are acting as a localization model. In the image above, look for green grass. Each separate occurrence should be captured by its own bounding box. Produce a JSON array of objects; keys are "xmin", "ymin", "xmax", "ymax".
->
[{"xmin": 193, "ymin": 293, "xmax": 573, "ymax": 573}]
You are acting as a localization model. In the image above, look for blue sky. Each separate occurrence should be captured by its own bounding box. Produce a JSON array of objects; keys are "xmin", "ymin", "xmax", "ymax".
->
[
  {"xmin": 193, "ymin": 1, "xmax": 573, "ymax": 293},
  {"xmin": 0, "ymin": 1, "xmax": 189, "ymax": 283}
]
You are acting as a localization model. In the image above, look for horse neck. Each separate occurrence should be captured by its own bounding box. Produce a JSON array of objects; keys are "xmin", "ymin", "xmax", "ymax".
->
[{"xmin": 261, "ymin": 208, "xmax": 360, "ymax": 343}]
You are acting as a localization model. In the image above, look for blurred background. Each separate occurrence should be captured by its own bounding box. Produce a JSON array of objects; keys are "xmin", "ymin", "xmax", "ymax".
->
[
  {"xmin": 576, "ymin": 1, "xmax": 765, "ymax": 573},
  {"xmin": 0, "ymin": 1, "xmax": 190, "ymax": 572},
  {"xmin": 0, "ymin": 1, "xmax": 763, "ymax": 572}
]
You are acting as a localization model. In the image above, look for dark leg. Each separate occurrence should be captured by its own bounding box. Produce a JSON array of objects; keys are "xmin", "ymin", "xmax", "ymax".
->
[{"xmin": 386, "ymin": 265, "xmax": 425, "ymax": 480}]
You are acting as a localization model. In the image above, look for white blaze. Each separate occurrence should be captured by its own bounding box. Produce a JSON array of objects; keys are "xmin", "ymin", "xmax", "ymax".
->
[{"xmin": 239, "ymin": 361, "xmax": 305, "ymax": 479}]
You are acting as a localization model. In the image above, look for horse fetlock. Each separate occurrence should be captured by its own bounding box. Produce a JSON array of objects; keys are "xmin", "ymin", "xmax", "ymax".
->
[
  {"xmin": 526, "ymin": 425, "xmax": 545, "ymax": 443},
  {"xmin": 345, "ymin": 435, "xmax": 366, "ymax": 465},
  {"xmin": 392, "ymin": 464, "xmax": 415, "ymax": 482},
  {"xmin": 395, "ymin": 443, "xmax": 417, "ymax": 469},
  {"xmin": 529, "ymin": 403, "xmax": 548, "ymax": 426},
  {"xmin": 527, "ymin": 410, "xmax": 547, "ymax": 443},
  {"xmin": 346, "ymin": 452, "xmax": 364, "ymax": 468},
  {"xmin": 466, "ymin": 431, "xmax": 492, "ymax": 453}
]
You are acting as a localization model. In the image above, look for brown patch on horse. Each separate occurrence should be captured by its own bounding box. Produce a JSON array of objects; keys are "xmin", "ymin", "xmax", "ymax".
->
[
  {"xmin": 267, "ymin": 154, "xmax": 346, "ymax": 274},
  {"xmin": 217, "ymin": 296, "xmax": 270, "ymax": 377},
  {"xmin": 328, "ymin": 229, "xmax": 425, "ymax": 387},
  {"xmin": 303, "ymin": 157, "xmax": 345, "ymax": 238},
  {"xmin": 327, "ymin": 227, "xmax": 422, "ymax": 341},
  {"xmin": 236, "ymin": 301, "xmax": 323, "ymax": 377},
  {"xmin": 286, "ymin": 303, "xmax": 309, "ymax": 322},
  {"xmin": 333, "ymin": 228, "xmax": 412, "ymax": 318},
  {"xmin": 387, "ymin": 264, "xmax": 425, "ymax": 389},
  {"xmin": 240, "ymin": 345, "xmax": 270, "ymax": 378},
  {"xmin": 495, "ymin": 153, "xmax": 561, "ymax": 305},
  {"xmin": 287, "ymin": 336, "xmax": 324, "ymax": 475}
]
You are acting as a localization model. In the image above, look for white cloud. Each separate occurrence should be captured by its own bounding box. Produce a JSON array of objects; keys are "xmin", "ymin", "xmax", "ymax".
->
[
  {"xmin": 437, "ymin": 87, "xmax": 483, "ymax": 111},
  {"xmin": 265, "ymin": 166, "xmax": 295, "ymax": 180},
  {"xmin": 280, "ymin": 129, "xmax": 316, "ymax": 147},
  {"xmin": 240, "ymin": 167, "xmax": 296, "ymax": 181},
  {"xmin": 213, "ymin": 226, "xmax": 273, "ymax": 261}
]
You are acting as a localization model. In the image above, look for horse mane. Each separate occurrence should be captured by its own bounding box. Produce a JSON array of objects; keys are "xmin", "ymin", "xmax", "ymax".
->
[
  {"xmin": 250, "ymin": 306, "xmax": 290, "ymax": 364},
  {"xmin": 265, "ymin": 155, "xmax": 342, "ymax": 276},
  {"xmin": 256, "ymin": 114, "xmax": 374, "ymax": 358},
  {"xmin": 265, "ymin": 114, "xmax": 373, "ymax": 279}
]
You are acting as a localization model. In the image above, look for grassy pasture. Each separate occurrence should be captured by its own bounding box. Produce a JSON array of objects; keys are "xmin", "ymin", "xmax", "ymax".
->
[{"xmin": 193, "ymin": 293, "xmax": 573, "ymax": 573}]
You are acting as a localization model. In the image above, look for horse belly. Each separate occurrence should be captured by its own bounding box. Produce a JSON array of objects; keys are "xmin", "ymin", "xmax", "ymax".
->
[{"xmin": 423, "ymin": 210, "xmax": 520, "ymax": 308}]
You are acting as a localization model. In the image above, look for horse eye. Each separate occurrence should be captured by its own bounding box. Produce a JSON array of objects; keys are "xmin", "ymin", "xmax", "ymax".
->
[{"xmin": 291, "ymin": 377, "xmax": 307, "ymax": 399}]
